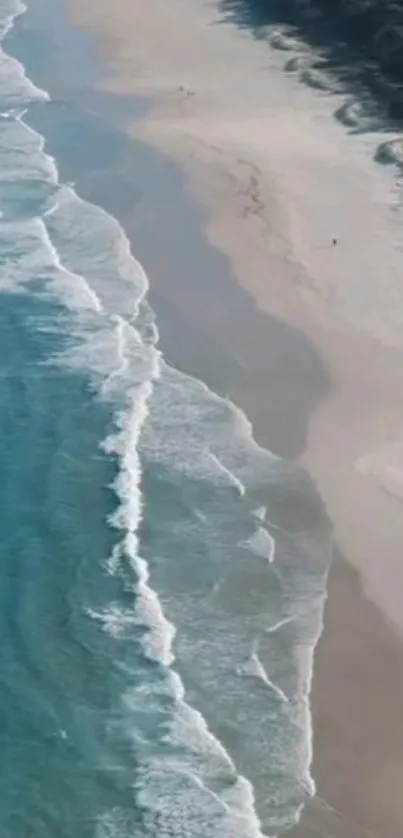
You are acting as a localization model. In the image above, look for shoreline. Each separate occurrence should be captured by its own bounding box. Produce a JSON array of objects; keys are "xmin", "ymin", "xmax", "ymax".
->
[
  {"xmin": 30, "ymin": 0, "xmax": 403, "ymax": 834},
  {"xmin": 68, "ymin": 0, "xmax": 403, "ymax": 627}
]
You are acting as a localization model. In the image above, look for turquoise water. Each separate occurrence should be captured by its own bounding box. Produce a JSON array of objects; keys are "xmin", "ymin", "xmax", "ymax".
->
[{"xmin": 0, "ymin": 1, "xmax": 331, "ymax": 835}]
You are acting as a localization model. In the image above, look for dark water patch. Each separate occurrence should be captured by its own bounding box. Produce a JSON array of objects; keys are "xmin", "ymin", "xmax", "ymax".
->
[
  {"xmin": 374, "ymin": 135, "xmax": 403, "ymax": 165},
  {"xmin": 217, "ymin": 0, "xmax": 403, "ymax": 132}
]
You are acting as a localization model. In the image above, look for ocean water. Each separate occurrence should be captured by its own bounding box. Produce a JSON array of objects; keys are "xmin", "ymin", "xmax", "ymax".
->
[{"xmin": 0, "ymin": 1, "xmax": 332, "ymax": 836}]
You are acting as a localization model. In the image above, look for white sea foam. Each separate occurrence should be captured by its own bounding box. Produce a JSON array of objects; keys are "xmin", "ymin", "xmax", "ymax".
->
[
  {"xmin": 125, "ymin": 674, "xmax": 266, "ymax": 837},
  {"xmin": 252, "ymin": 505, "xmax": 266, "ymax": 522},
  {"xmin": 336, "ymin": 99, "xmax": 385, "ymax": 132},
  {"xmin": 0, "ymin": 0, "xmax": 25, "ymax": 41},
  {"xmin": 240, "ymin": 525, "xmax": 276, "ymax": 563},
  {"xmin": 0, "ymin": 110, "xmax": 57, "ymax": 183},
  {"xmin": 142, "ymin": 360, "xmax": 281, "ymax": 495},
  {"xmin": 0, "ymin": 44, "xmax": 48, "ymax": 107},
  {"xmin": 300, "ymin": 65, "xmax": 341, "ymax": 94},
  {"xmin": 38, "ymin": 218, "xmax": 103, "ymax": 312},
  {"xmin": 86, "ymin": 604, "xmax": 139, "ymax": 639},
  {"xmin": 237, "ymin": 651, "xmax": 289, "ymax": 703},
  {"xmin": 208, "ymin": 450, "xmax": 246, "ymax": 495},
  {"xmin": 95, "ymin": 808, "xmax": 137, "ymax": 838},
  {"xmin": 269, "ymin": 28, "xmax": 307, "ymax": 53},
  {"xmin": 265, "ymin": 615, "xmax": 296, "ymax": 635},
  {"xmin": 135, "ymin": 768, "xmax": 266, "ymax": 838},
  {"xmin": 45, "ymin": 185, "xmax": 149, "ymax": 318},
  {"xmin": 15, "ymin": 108, "xmax": 59, "ymax": 182}
]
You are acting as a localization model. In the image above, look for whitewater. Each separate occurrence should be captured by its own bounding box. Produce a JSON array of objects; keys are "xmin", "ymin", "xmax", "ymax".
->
[{"xmin": 0, "ymin": 0, "xmax": 332, "ymax": 835}]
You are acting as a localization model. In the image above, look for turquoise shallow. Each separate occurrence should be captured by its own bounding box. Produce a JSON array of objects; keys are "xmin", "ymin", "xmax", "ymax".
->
[{"xmin": 0, "ymin": 1, "xmax": 331, "ymax": 835}]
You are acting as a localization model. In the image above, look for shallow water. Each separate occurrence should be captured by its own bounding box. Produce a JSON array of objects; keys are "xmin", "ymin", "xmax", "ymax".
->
[{"xmin": 0, "ymin": 1, "xmax": 331, "ymax": 835}]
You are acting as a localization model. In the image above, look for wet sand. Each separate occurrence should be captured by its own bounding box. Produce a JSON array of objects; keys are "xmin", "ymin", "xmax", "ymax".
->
[{"xmin": 61, "ymin": 0, "xmax": 403, "ymax": 835}]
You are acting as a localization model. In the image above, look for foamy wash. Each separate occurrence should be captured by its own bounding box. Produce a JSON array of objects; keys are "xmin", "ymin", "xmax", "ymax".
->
[{"xmin": 0, "ymin": 1, "xmax": 331, "ymax": 834}]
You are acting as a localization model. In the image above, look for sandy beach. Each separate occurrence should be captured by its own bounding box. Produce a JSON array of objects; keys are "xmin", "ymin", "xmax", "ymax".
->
[{"xmin": 65, "ymin": 0, "xmax": 403, "ymax": 835}]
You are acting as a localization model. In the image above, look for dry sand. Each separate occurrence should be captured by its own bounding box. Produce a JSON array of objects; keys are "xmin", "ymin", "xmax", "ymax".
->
[{"xmin": 68, "ymin": 0, "xmax": 403, "ymax": 835}]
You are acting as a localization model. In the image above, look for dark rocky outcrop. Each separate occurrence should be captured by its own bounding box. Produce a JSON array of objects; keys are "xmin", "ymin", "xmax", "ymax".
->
[
  {"xmin": 269, "ymin": 0, "xmax": 403, "ymax": 72},
  {"xmin": 220, "ymin": 0, "xmax": 403, "ymax": 123}
]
